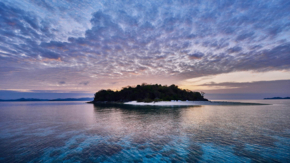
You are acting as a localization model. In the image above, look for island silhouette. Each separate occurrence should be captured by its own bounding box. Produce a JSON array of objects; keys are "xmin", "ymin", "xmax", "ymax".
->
[{"xmin": 92, "ymin": 83, "xmax": 208, "ymax": 103}]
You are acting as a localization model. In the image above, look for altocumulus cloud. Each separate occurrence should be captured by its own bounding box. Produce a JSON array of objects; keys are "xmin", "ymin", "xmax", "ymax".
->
[{"xmin": 0, "ymin": 0, "xmax": 290, "ymax": 90}]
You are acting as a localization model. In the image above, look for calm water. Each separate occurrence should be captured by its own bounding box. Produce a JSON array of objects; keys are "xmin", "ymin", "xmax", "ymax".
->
[{"xmin": 0, "ymin": 100, "xmax": 290, "ymax": 162}]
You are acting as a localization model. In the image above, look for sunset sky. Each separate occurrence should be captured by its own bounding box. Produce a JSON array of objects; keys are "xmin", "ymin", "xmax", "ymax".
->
[{"xmin": 0, "ymin": 0, "xmax": 289, "ymax": 99}]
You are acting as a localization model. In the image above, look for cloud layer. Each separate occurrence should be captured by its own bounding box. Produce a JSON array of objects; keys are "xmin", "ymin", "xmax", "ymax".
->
[
  {"xmin": 0, "ymin": 0, "xmax": 290, "ymax": 93},
  {"xmin": 200, "ymin": 80, "xmax": 290, "ymax": 94}
]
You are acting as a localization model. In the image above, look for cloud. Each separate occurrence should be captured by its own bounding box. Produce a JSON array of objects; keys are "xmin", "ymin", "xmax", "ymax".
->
[
  {"xmin": 29, "ymin": 0, "xmax": 55, "ymax": 11},
  {"xmin": 227, "ymin": 46, "xmax": 242, "ymax": 53},
  {"xmin": 79, "ymin": 81, "xmax": 89, "ymax": 86},
  {"xmin": 188, "ymin": 52, "xmax": 204, "ymax": 60},
  {"xmin": 59, "ymin": 81, "xmax": 66, "ymax": 85},
  {"xmin": 0, "ymin": 90, "xmax": 93, "ymax": 99},
  {"xmin": 199, "ymin": 80, "xmax": 290, "ymax": 94},
  {"xmin": 0, "ymin": 0, "xmax": 290, "ymax": 92},
  {"xmin": 235, "ymin": 32, "xmax": 255, "ymax": 41}
]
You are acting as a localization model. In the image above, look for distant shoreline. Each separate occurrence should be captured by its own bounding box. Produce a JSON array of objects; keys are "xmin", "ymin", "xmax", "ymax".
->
[
  {"xmin": 264, "ymin": 97, "xmax": 290, "ymax": 100},
  {"xmin": 0, "ymin": 98, "xmax": 93, "ymax": 102}
]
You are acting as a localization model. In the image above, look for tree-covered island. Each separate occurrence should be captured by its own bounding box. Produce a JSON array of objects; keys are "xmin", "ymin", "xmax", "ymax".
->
[{"xmin": 93, "ymin": 84, "xmax": 208, "ymax": 103}]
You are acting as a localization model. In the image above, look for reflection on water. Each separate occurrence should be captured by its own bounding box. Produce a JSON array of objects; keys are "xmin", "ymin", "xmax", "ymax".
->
[{"xmin": 0, "ymin": 101, "xmax": 290, "ymax": 162}]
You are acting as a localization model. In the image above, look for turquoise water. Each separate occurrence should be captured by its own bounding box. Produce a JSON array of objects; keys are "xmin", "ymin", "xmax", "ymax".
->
[{"xmin": 0, "ymin": 100, "xmax": 289, "ymax": 162}]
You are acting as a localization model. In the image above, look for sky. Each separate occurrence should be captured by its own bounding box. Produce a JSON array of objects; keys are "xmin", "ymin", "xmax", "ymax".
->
[{"xmin": 0, "ymin": 0, "xmax": 290, "ymax": 99}]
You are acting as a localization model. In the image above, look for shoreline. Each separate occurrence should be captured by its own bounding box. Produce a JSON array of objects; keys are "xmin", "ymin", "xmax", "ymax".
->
[{"xmin": 123, "ymin": 101, "xmax": 269, "ymax": 106}]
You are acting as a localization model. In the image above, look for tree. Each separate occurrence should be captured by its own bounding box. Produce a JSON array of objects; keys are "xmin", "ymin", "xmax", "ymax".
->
[{"xmin": 93, "ymin": 84, "xmax": 208, "ymax": 102}]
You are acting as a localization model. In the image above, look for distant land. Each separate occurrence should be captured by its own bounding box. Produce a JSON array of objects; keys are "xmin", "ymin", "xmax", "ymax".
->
[
  {"xmin": 92, "ymin": 84, "xmax": 208, "ymax": 103},
  {"xmin": 0, "ymin": 97, "xmax": 94, "ymax": 102},
  {"xmin": 264, "ymin": 97, "xmax": 290, "ymax": 100}
]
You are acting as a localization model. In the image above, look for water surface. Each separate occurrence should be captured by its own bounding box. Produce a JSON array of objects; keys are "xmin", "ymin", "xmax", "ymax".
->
[{"xmin": 0, "ymin": 100, "xmax": 289, "ymax": 162}]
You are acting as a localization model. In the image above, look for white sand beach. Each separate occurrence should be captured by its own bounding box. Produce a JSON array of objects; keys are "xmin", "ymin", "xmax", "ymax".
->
[{"xmin": 124, "ymin": 101, "xmax": 267, "ymax": 106}]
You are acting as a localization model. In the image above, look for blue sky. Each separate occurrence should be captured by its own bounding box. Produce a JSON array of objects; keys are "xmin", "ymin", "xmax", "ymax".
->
[{"xmin": 0, "ymin": 0, "xmax": 290, "ymax": 99}]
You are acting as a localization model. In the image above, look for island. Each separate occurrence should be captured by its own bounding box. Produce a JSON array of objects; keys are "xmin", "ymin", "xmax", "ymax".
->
[
  {"xmin": 264, "ymin": 97, "xmax": 290, "ymax": 100},
  {"xmin": 90, "ymin": 84, "xmax": 270, "ymax": 106},
  {"xmin": 92, "ymin": 84, "xmax": 208, "ymax": 103}
]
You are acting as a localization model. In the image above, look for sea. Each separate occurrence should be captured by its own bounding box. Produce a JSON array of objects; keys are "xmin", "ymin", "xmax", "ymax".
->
[{"xmin": 0, "ymin": 100, "xmax": 289, "ymax": 162}]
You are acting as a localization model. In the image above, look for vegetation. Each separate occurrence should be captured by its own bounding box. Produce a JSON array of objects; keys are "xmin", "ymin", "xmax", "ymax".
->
[{"xmin": 93, "ymin": 83, "xmax": 208, "ymax": 103}]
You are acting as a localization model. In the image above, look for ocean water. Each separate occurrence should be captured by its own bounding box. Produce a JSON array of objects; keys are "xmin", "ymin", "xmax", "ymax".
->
[{"xmin": 0, "ymin": 100, "xmax": 289, "ymax": 162}]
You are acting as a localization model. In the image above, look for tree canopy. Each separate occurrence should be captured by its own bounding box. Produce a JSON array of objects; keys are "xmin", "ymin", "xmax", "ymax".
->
[{"xmin": 93, "ymin": 84, "xmax": 208, "ymax": 102}]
